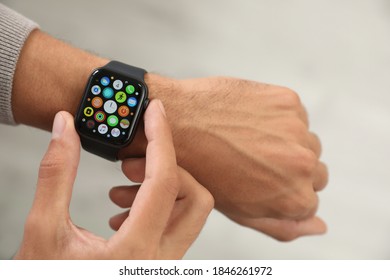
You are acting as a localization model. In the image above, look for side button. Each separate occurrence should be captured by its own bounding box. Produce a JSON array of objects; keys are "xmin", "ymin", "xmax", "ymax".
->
[{"xmin": 143, "ymin": 98, "xmax": 150, "ymax": 110}]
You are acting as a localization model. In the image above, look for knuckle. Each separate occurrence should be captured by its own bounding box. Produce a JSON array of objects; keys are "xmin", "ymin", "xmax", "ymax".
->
[
  {"xmin": 38, "ymin": 143, "xmax": 68, "ymax": 180},
  {"xmin": 160, "ymin": 172, "xmax": 180, "ymax": 198},
  {"xmin": 192, "ymin": 185, "xmax": 215, "ymax": 214},
  {"xmin": 278, "ymin": 87, "xmax": 302, "ymax": 108},
  {"xmin": 284, "ymin": 120, "xmax": 309, "ymax": 143},
  {"xmin": 199, "ymin": 189, "xmax": 215, "ymax": 213},
  {"xmin": 292, "ymin": 120, "xmax": 309, "ymax": 136},
  {"xmin": 279, "ymin": 191, "xmax": 317, "ymax": 219},
  {"xmin": 316, "ymin": 162, "xmax": 329, "ymax": 190},
  {"xmin": 292, "ymin": 149, "xmax": 318, "ymax": 176},
  {"xmin": 301, "ymin": 151, "xmax": 318, "ymax": 175},
  {"xmin": 38, "ymin": 159, "xmax": 63, "ymax": 180}
]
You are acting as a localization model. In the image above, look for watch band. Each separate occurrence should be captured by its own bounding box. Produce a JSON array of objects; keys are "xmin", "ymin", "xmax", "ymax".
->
[
  {"xmin": 80, "ymin": 136, "xmax": 119, "ymax": 161},
  {"xmin": 80, "ymin": 60, "xmax": 147, "ymax": 161},
  {"xmin": 105, "ymin": 60, "xmax": 146, "ymax": 81}
]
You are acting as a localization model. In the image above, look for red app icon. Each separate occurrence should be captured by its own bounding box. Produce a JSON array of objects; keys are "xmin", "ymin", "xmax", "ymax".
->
[{"xmin": 118, "ymin": 105, "xmax": 130, "ymax": 117}]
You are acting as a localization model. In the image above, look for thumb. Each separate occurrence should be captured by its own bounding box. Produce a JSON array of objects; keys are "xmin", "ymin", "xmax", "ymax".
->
[{"xmin": 32, "ymin": 111, "xmax": 80, "ymax": 217}]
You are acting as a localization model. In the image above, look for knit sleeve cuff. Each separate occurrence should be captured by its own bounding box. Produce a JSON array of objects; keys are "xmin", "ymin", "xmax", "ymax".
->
[{"xmin": 0, "ymin": 3, "xmax": 39, "ymax": 125}]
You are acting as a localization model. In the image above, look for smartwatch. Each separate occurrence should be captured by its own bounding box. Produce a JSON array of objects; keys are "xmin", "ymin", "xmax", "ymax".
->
[{"xmin": 75, "ymin": 61, "xmax": 149, "ymax": 161}]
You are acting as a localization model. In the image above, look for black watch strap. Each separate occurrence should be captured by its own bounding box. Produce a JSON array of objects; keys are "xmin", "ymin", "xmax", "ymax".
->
[
  {"xmin": 105, "ymin": 60, "xmax": 146, "ymax": 81},
  {"xmin": 80, "ymin": 136, "xmax": 119, "ymax": 161},
  {"xmin": 80, "ymin": 61, "xmax": 147, "ymax": 161}
]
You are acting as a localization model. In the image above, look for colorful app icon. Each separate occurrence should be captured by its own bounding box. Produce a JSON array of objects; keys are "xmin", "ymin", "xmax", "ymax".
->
[
  {"xmin": 102, "ymin": 87, "xmax": 114, "ymax": 99},
  {"xmin": 111, "ymin": 128, "xmax": 121, "ymax": 137},
  {"xmin": 113, "ymin": 80, "xmax": 123, "ymax": 90},
  {"xmin": 86, "ymin": 120, "xmax": 95, "ymax": 129},
  {"xmin": 107, "ymin": 115, "xmax": 119, "ymax": 127},
  {"xmin": 98, "ymin": 124, "xmax": 108, "ymax": 134},
  {"xmin": 118, "ymin": 106, "xmax": 130, "ymax": 117},
  {"xmin": 100, "ymin": 76, "xmax": 110, "ymax": 86},
  {"xmin": 91, "ymin": 85, "xmax": 101, "ymax": 95},
  {"xmin": 127, "ymin": 97, "xmax": 137, "ymax": 107},
  {"xmin": 91, "ymin": 97, "xmax": 103, "ymax": 108},
  {"xmin": 115, "ymin": 91, "xmax": 126, "ymax": 103},
  {"xmin": 94, "ymin": 111, "xmax": 106, "ymax": 122},
  {"xmin": 84, "ymin": 107, "xmax": 94, "ymax": 117},
  {"xmin": 120, "ymin": 119, "xmax": 130, "ymax": 129},
  {"xmin": 125, "ymin": 85, "xmax": 135, "ymax": 94},
  {"xmin": 104, "ymin": 100, "xmax": 117, "ymax": 114}
]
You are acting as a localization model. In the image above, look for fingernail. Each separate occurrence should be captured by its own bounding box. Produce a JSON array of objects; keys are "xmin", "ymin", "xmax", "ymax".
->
[
  {"xmin": 52, "ymin": 112, "xmax": 66, "ymax": 139},
  {"xmin": 157, "ymin": 100, "xmax": 167, "ymax": 117}
]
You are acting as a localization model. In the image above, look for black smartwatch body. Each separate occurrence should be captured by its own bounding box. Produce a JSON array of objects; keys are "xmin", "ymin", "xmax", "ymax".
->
[{"xmin": 75, "ymin": 61, "xmax": 148, "ymax": 161}]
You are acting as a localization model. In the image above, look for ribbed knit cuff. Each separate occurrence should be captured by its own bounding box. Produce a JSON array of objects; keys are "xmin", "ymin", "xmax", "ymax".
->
[{"xmin": 0, "ymin": 3, "xmax": 39, "ymax": 125}]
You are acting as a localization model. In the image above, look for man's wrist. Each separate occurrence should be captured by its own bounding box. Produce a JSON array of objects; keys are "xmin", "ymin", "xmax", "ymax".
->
[{"xmin": 144, "ymin": 72, "xmax": 178, "ymax": 100}]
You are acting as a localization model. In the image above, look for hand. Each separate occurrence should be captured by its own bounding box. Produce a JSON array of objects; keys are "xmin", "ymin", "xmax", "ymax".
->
[
  {"xmin": 10, "ymin": 29, "xmax": 325, "ymax": 241},
  {"xmin": 15, "ymin": 101, "xmax": 213, "ymax": 259},
  {"xmin": 122, "ymin": 75, "xmax": 328, "ymax": 240}
]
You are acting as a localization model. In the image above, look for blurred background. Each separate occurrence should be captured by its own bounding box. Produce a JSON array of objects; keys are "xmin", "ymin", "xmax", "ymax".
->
[{"xmin": 1, "ymin": 0, "xmax": 390, "ymax": 259}]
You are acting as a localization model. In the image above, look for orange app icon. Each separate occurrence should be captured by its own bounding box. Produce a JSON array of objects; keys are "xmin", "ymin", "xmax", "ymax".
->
[
  {"xmin": 92, "ymin": 97, "xmax": 103, "ymax": 108},
  {"xmin": 118, "ymin": 105, "xmax": 130, "ymax": 117}
]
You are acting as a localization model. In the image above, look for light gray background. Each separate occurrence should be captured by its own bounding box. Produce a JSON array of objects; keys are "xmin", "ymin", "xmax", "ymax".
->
[{"xmin": 1, "ymin": 0, "xmax": 389, "ymax": 259}]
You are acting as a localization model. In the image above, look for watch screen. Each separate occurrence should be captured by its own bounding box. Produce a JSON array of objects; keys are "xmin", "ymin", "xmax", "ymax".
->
[{"xmin": 76, "ymin": 69, "xmax": 146, "ymax": 146}]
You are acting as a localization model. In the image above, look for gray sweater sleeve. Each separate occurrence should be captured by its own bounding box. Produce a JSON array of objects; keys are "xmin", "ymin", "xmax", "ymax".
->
[{"xmin": 0, "ymin": 3, "xmax": 39, "ymax": 125}]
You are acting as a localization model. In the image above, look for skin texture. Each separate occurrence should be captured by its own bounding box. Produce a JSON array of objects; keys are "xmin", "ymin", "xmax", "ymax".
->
[
  {"xmin": 12, "ymin": 30, "xmax": 328, "ymax": 241},
  {"xmin": 15, "ymin": 101, "xmax": 214, "ymax": 259}
]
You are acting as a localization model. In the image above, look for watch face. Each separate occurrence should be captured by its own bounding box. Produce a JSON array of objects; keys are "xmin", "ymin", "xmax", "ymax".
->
[{"xmin": 76, "ymin": 68, "xmax": 147, "ymax": 146}]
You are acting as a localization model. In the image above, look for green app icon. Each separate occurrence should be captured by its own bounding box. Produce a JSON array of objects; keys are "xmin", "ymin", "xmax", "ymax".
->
[
  {"xmin": 107, "ymin": 115, "xmax": 119, "ymax": 127},
  {"xmin": 126, "ymin": 85, "xmax": 135, "ymax": 94},
  {"xmin": 115, "ymin": 91, "xmax": 126, "ymax": 103}
]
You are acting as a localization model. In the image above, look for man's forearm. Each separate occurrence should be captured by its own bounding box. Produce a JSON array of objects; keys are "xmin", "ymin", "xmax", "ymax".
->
[
  {"xmin": 12, "ymin": 29, "xmax": 173, "ymax": 133},
  {"xmin": 12, "ymin": 30, "xmax": 108, "ymax": 130}
]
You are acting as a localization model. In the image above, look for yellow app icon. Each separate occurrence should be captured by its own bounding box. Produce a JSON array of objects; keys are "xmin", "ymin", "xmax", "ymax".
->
[{"xmin": 84, "ymin": 107, "xmax": 94, "ymax": 117}]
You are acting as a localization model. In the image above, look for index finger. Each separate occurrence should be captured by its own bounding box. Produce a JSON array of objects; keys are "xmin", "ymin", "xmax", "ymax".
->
[{"xmin": 112, "ymin": 100, "xmax": 180, "ymax": 245}]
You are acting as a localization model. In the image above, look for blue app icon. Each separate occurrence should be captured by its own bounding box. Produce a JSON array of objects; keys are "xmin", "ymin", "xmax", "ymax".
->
[
  {"xmin": 100, "ymin": 76, "xmax": 110, "ymax": 86},
  {"xmin": 91, "ymin": 85, "xmax": 101, "ymax": 95},
  {"xmin": 102, "ymin": 87, "xmax": 114, "ymax": 99},
  {"xmin": 127, "ymin": 97, "xmax": 137, "ymax": 107}
]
